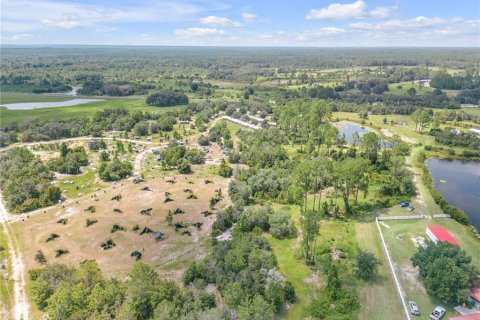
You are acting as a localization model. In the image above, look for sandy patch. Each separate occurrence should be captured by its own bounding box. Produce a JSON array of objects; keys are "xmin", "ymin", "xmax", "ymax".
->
[{"xmin": 399, "ymin": 264, "xmax": 426, "ymax": 293}]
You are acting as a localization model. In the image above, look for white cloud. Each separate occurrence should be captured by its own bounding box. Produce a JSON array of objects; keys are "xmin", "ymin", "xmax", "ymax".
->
[
  {"xmin": 350, "ymin": 16, "xmax": 445, "ymax": 30},
  {"xmin": 296, "ymin": 27, "xmax": 346, "ymax": 41},
  {"xmin": 200, "ymin": 16, "xmax": 242, "ymax": 27},
  {"xmin": 306, "ymin": 0, "xmax": 366, "ymax": 20},
  {"xmin": 369, "ymin": 7, "xmax": 390, "ymax": 19},
  {"xmin": 1, "ymin": 0, "xmax": 203, "ymax": 31},
  {"xmin": 41, "ymin": 17, "xmax": 83, "ymax": 29},
  {"xmin": 0, "ymin": 33, "xmax": 33, "ymax": 41},
  {"xmin": 242, "ymin": 12, "xmax": 258, "ymax": 22},
  {"xmin": 175, "ymin": 27, "xmax": 225, "ymax": 37}
]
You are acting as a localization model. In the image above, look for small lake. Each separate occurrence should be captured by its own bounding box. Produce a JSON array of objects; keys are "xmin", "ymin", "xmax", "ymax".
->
[
  {"xmin": 1, "ymin": 99, "xmax": 103, "ymax": 110},
  {"xmin": 336, "ymin": 121, "xmax": 369, "ymax": 144},
  {"xmin": 427, "ymin": 159, "xmax": 480, "ymax": 230}
]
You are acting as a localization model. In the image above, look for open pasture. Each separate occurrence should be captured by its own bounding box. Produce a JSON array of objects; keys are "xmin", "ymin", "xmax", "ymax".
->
[
  {"xmin": 380, "ymin": 218, "xmax": 480, "ymax": 319},
  {"xmin": 10, "ymin": 171, "xmax": 230, "ymax": 281}
]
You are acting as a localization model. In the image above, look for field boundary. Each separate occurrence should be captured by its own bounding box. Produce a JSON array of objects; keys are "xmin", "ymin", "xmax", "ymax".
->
[
  {"xmin": 378, "ymin": 215, "xmax": 424, "ymax": 221},
  {"xmin": 432, "ymin": 214, "xmax": 451, "ymax": 218},
  {"xmin": 376, "ymin": 217, "xmax": 411, "ymax": 320}
]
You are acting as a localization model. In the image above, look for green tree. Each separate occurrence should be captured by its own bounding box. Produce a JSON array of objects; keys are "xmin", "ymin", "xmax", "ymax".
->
[
  {"xmin": 360, "ymin": 132, "xmax": 380, "ymax": 164},
  {"xmin": 237, "ymin": 295, "xmax": 275, "ymax": 320},
  {"xmin": 355, "ymin": 250, "xmax": 381, "ymax": 280},
  {"xmin": 178, "ymin": 160, "xmax": 192, "ymax": 174},
  {"xmin": 407, "ymin": 87, "xmax": 417, "ymax": 96},
  {"xmin": 301, "ymin": 210, "xmax": 320, "ymax": 264},
  {"xmin": 218, "ymin": 159, "xmax": 233, "ymax": 177},
  {"xmin": 334, "ymin": 158, "xmax": 369, "ymax": 215},
  {"xmin": 123, "ymin": 262, "xmax": 160, "ymax": 319},
  {"xmin": 293, "ymin": 161, "xmax": 314, "ymax": 211},
  {"xmin": 411, "ymin": 241, "xmax": 476, "ymax": 303},
  {"xmin": 412, "ymin": 108, "xmax": 432, "ymax": 132}
]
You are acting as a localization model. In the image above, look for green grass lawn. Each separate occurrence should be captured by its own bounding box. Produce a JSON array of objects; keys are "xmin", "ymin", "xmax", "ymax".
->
[
  {"xmin": 0, "ymin": 99, "xmax": 186, "ymax": 126},
  {"xmin": 0, "ymin": 92, "xmax": 73, "ymax": 104},
  {"xmin": 57, "ymin": 169, "xmax": 103, "ymax": 199},
  {"xmin": 460, "ymin": 107, "xmax": 480, "ymax": 117},
  {"xmin": 387, "ymin": 82, "xmax": 433, "ymax": 96},
  {"xmin": 266, "ymin": 204, "xmax": 316, "ymax": 319},
  {"xmin": 267, "ymin": 234, "xmax": 315, "ymax": 319},
  {"xmin": 356, "ymin": 222, "xmax": 404, "ymax": 320},
  {"xmin": 381, "ymin": 218, "xmax": 480, "ymax": 320}
]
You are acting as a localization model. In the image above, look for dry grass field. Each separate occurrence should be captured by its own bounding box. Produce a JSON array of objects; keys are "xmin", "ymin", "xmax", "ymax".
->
[{"xmin": 11, "ymin": 168, "xmax": 230, "ymax": 281}]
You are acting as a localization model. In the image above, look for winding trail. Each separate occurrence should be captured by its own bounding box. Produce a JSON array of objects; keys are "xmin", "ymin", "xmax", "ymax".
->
[{"xmin": 0, "ymin": 196, "xmax": 29, "ymax": 320}]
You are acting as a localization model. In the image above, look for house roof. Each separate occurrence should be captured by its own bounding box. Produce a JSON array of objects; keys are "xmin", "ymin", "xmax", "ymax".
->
[
  {"xmin": 427, "ymin": 225, "xmax": 459, "ymax": 246},
  {"xmin": 449, "ymin": 314, "xmax": 480, "ymax": 320},
  {"xmin": 471, "ymin": 286, "xmax": 480, "ymax": 302}
]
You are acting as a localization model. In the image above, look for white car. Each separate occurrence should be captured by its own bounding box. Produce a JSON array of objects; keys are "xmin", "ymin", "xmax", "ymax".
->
[
  {"xmin": 408, "ymin": 301, "xmax": 420, "ymax": 316},
  {"xmin": 430, "ymin": 306, "xmax": 445, "ymax": 320}
]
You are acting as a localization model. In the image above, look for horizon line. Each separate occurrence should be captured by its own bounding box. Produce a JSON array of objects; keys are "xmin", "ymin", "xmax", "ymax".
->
[{"xmin": 1, "ymin": 44, "xmax": 480, "ymax": 49}]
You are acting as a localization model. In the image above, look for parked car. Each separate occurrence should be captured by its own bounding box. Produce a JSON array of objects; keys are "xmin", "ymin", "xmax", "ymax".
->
[
  {"xmin": 430, "ymin": 306, "xmax": 445, "ymax": 320},
  {"xmin": 408, "ymin": 301, "xmax": 420, "ymax": 316},
  {"xmin": 400, "ymin": 201, "xmax": 409, "ymax": 207},
  {"xmin": 407, "ymin": 206, "xmax": 415, "ymax": 211}
]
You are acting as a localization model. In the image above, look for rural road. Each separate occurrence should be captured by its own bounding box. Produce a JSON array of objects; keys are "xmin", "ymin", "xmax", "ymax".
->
[
  {"xmin": 0, "ymin": 115, "xmax": 249, "ymax": 319},
  {"xmin": 0, "ymin": 195, "xmax": 29, "ymax": 320}
]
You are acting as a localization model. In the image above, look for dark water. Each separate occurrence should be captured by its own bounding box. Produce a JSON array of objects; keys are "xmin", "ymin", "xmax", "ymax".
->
[
  {"xmin": 427, "ymin": 159, "xmax": 480, "ymax": 230},
  {"xmin": 336, "ymin": 122, "xmax": 369, "ymax": 144}
]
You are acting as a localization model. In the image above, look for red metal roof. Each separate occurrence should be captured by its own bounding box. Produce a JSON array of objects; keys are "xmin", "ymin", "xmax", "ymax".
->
[
  {"xmin": 471, "ymin": 286, "xmax": 480, "ymax": 302},
  {"xmin": 427, "ymin": 225, "xmax": 459, "ymax": 246},
  {"xmin": 449, "ymin": 314, "xmax": 480, "ymax": 320}
]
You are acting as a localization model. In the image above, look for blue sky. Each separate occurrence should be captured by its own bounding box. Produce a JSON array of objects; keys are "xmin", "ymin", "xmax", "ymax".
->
[{"xmin": 1, "ymin": 0, "xmax": 479, "ymax": 46}]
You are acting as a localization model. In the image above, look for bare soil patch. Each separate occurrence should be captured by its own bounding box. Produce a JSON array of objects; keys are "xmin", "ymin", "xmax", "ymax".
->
[{"xmin": 11, "ymin": 171, "xmax": 229, "ymax": 282}]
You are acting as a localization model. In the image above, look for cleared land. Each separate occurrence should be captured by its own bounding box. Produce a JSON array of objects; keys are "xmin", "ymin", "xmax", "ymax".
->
[
  {"xmin": 10, "ymin": 167, "xmax": 230, "ymax": 281},
  {"xmin": 356, "ymin": 221, "xmax": 405, "ymax": 320}
]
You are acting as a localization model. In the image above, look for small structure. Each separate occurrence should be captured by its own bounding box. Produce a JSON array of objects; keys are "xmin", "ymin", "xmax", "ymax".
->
[
  {"xmin": 469, "ymin": 286, "xmax": 480, "ymax": 310},
  {"xmin": 426, "ymin": 225, "xmax": 459, "ymax": 246}
]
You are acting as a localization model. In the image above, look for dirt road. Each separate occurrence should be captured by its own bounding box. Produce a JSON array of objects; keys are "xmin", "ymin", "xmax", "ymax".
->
[{"xmin": 0, "ymin": 196, "xmax": 29, "ymax": 320}]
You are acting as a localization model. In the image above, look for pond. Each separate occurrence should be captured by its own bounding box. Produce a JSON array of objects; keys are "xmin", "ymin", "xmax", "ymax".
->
[
  {"xmin": 427, "ymin": 159, "xmax": 480, "ymax": 230},
  {"xmin": 1, "ymin": 98, "xmax": 103, "ymax": 110},
  {"xmin": 335, "ymin": 121, "xmax": 369, "ymax": 144}
]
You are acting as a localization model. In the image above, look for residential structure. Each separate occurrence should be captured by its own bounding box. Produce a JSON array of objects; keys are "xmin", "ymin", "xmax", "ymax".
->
[{"xmin": 426, "ymin": 225, "xmax": 459, "ymax": 246}]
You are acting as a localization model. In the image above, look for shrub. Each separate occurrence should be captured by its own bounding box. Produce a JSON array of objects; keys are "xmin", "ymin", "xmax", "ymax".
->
[
  {"xmin": 354, "ymin": 250, "xmax": 381, "ymax": 280},
  {"xmin": 178, "ymin": 160, "xmax": 192, "ymax": 174},
  {"xmin": 270, "ymin": 211, "xmax": 297, "ymax": 239}
]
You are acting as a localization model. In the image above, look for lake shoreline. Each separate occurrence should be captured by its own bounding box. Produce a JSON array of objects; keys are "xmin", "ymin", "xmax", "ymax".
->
[{"xmin": 419, "ymin": 157, "xmax": 480, "ymax": 235}]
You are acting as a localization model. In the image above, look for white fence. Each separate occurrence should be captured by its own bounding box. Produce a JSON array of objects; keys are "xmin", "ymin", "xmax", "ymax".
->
[
  {"xmin": 223, "ymin": 116, "xmax": 261, "ymax": 130},
  {"xmin": 377, "ymin": 215, "xmax": 424, "ymax": 221},
  {"xmin": 432, "ymin": 214, "xmax": 451, "ymax": 218},
  {"xmin": 376, "ymin": 217, "xmax": 412, "ymax": 320}
]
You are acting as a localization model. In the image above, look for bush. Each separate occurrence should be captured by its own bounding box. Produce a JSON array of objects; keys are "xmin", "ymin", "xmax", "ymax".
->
[
  {"xmin": 354, "ymin": 250, "xmax": 381, "ymax": 280},
  {"xmin": 218, "ymin": 159, "xmax": 233, "ymax": 177},
  {"xmin": 98, "ymin": 158, "xmax": 132, "ymax": 181},
  {"xmin": 270, "ymin": 211, "xmax": 297, "ymax": 239},
  {"xmin": 198, "ymin": 135, "xmax": 209, "ymax": 146},
  {"xmin": 178, "ymin": 160, "xmax": 192, "ymax": 174}
]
